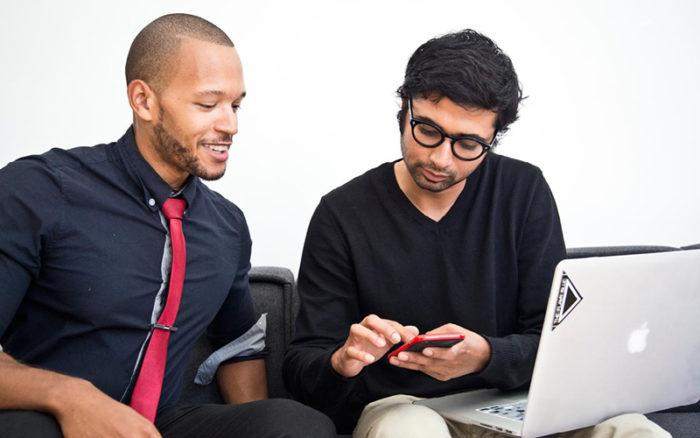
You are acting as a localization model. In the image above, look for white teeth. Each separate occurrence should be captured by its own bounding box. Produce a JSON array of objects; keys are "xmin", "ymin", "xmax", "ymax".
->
[{"xmin": 205, "ymin": 145, "xmax": 227, "ymax": 153}]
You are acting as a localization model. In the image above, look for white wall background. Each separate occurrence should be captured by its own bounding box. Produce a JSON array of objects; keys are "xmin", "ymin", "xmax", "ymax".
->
[{"xmin": 1, "ymin": 0, "xmax": 698, "ymax": 274}]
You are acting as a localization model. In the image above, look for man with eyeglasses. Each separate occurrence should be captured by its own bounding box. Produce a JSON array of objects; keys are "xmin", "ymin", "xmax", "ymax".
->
[{"xmin": 283, "ymin": 30, "xmax": 669, "ymax": 437}]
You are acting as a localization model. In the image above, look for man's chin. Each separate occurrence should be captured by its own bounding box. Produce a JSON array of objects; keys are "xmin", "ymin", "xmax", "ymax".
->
[
  {"xmin": 412, "ymin": 172, "xmax": 456, "ymax": 193},
  {"xmin": 417, "ymin": 180, "xmax": 452, "ymax": 192},
  {"xmin": 194, "ymin": 166, "xmax": 227, "ymax": 181}
]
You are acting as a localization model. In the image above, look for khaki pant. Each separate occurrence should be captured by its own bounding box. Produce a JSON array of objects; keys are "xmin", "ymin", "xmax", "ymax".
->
[{"xmin": 353, "ymin": 395, "xmax": 671, "ymax": 438}]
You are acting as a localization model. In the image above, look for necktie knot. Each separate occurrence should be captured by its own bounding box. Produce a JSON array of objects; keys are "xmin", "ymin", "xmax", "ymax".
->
[{"xmin": 162, "ymin": 198, "xmax": 186, "ymax": 220}]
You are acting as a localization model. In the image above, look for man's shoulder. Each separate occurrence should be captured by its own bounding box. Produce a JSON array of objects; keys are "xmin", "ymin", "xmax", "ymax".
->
[
  {"xmin": 196, "ymin": 182, "xmax": 247, "ymax": 228},
  {"xmin": 487, "ymin": 153, "xmax": 543, "ymax": 179},
  {"xmin": 1, "ymin": 142, "xmax": 114, "ymax": 190},
  {"xmin": 483, "ymin": 153, "xmax": 546, "ymax": 193},
  {"xmin": 321, "ymin": 161, "xmax": 390, "ymax": 207}
]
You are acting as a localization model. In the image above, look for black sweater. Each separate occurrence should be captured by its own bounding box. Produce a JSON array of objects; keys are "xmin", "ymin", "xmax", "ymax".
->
[{"xmin": 283, "ymin": 154, "xmax": 566, "ymax": 433}]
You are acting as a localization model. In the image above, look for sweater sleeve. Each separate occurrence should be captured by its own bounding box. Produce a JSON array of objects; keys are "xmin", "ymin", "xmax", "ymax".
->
[
  {"xmin": 477, "ymin": 171, "xmax": 566, "ymax": 389},
  {"xmin": 283, "ymin": 197, "xmax": 364, "ymax": 416}
]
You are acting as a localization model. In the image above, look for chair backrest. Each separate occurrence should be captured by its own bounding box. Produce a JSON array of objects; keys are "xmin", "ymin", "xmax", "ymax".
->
[
  {"xmin": 179, "ymin": 266, "xmax": 297, "ymax": 404},
  {"xmin": 566, "ymin": 245, "xmax": 678, "ymax": 259}
]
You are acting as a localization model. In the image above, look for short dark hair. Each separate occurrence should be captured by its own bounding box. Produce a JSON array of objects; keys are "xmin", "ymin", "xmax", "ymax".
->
[
  {"xmin": 397, "ymin": 29, "xmax": 523, "ymax": 138},
  {"xmin": 125, "ymin": 13, "xmax": 234, "ymax": 90}
]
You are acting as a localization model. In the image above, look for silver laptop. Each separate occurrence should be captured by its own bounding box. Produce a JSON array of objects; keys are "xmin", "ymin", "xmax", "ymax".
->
[{"xmin": 416, "ymin": 249, "xmax": 700, "ymax": 437}]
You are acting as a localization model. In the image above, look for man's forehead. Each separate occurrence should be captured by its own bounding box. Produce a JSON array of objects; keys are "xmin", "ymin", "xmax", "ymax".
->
[
  {"xmin": 176, "ymin": 38, "xmax": 240, "ymax": 72},
  {"xmin": 166, "ymin": 37, "xmax": 244, "ymax": 95},
  {"xmin": 412, "ymin": 96, "xmax": 497, "ymax": 135}
]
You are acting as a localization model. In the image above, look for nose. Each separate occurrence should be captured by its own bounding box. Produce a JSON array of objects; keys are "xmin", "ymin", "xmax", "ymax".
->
[
  {"xmin": 215, "ymin": 106, "xmax": 238, "ymax": 137},
  {"xmin": 428, "ymin": 138, "xmax": 453, "ymax": 169}
]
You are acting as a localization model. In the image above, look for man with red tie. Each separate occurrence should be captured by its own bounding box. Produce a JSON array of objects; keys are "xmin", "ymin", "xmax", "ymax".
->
[{"xmin": 0, "ymin": 13, "xmax": 335, "ymax": 438}]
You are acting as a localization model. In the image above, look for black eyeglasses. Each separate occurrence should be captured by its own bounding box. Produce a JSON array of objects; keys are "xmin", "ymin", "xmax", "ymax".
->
[{"xmin": 408, "ymin": 99, "xmax": 497, "ymax": 161}]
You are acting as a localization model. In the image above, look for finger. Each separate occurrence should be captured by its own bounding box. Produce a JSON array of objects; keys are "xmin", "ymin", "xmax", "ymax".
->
[
  {"xmin": 363, "ymin": 314, "xmax": 401, "ymax": 344},
  {"xmin": 422, "ymin": 346, "xmax": 456, "ymax": 360},
  {"xmin": 425, "ymin": 323, "xmax": 462, "ymax": 335},
  {"xmin": 449, "ymin": 338, "xmax": 469, "ymax": 355},
  {"xmin": 389, "ymin": 356, "xmax": 422, "ymax": 371},
  {"xmin": 387, "ymin": 321, "xmax": 419, "ymax": 343},
  {"xmin": 349, "ymin": 323, "xmax": 386, "ymax": 348},
  {"xmin": 425, "ymin": 324, "xmax": 450, "ymax": 335},
  {"xmin": 346, "ymin": 345, "xmax": 376, "ymax": 364},
  {"xmin": 396, "ymin": 351, "xmax": 433, "ymax": 366}
]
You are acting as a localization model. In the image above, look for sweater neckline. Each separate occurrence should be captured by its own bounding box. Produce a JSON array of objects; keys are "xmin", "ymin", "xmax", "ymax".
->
[{"xmin": 379, "ymin": 156, "xmax": 488, "ymax": 230}]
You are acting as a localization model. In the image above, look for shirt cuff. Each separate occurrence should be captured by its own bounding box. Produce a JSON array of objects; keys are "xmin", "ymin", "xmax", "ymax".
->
[
  {"xmin": 475, "ymin": 335, "xmax": 517, "ymax": 389},
  {"xmin": 194, "ymin": 313, "xmax": 267, "ymax": 385},
  {"xmin": 318, "ymin": 342, "xmax": 359, "ymax": 391}
]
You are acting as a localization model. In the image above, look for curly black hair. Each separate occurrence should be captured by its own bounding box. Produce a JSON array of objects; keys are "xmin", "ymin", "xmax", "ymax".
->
[{"xmin": 397, "ymin": 29, "xmax": 524, "ymax": 138}]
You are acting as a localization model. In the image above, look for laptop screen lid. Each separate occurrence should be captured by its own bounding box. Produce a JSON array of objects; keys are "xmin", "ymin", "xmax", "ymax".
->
[{"xmin": 522, "ymin": 249, "xmax": 700, "ymax": 437}]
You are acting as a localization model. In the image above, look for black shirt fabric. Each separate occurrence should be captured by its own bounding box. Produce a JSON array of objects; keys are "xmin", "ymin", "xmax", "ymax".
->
[
  {"xmin": 283, "ymin": 154, "xmax": 566, "ymax": 433},
  {"xmin": 0, "ymin": 127, "xmax": 258, "ymax": 416}
]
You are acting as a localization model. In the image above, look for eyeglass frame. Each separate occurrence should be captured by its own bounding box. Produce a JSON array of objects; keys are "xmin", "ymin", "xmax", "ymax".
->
[{"xmin": 407, "ymin": 99, "xmax": 498, "ymax": 161}]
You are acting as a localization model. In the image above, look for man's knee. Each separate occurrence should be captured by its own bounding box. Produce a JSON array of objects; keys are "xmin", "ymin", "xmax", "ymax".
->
[
  {"xmin": 256, "ymin": 398, "xmax": 336, "ymax": 438},
  {"xmin": 590, "ymin": 413, "xmax": 671, "ymax": 438},
  {"xmin": 0, "ymin": 410, "xmax": 63, "ymax": 438},
  {"xmin": 356, "ymin": 402, "xmax": 450, "ymax": 438}
]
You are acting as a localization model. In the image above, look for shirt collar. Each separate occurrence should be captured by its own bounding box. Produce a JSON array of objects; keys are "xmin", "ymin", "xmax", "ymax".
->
[{"xmin": 116, "ymin": 126, "xmax": 198, "ymax": 212}]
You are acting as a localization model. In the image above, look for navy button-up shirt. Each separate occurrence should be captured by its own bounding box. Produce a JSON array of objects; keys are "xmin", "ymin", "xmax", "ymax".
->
[{"xmin": 0, "ymin": 127, "xmax": 259, "ymax": 413}]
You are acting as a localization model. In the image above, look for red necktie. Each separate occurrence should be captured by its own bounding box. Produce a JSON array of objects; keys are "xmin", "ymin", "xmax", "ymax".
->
[{"xmin": 130, "ymin": 198, "xmax": 187, "ymax": 421}]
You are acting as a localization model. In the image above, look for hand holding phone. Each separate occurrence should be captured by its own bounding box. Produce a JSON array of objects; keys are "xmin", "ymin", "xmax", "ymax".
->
[
  {"xmin": 387, "ymin": 323, "xmax": 492, "ymax": 382},
  {"xmin": 386, "ymin": 333, "xmax": 465, "ymax": 360}
]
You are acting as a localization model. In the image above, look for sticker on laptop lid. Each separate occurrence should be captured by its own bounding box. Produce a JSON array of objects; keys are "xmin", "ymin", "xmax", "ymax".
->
[{"xmin": 551, "ymin": 272, "xmax": 582, "ymax": 330}]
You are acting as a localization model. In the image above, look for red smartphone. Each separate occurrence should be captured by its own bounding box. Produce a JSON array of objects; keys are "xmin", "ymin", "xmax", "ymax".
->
[{"xmin": 387, "ymin": 333, "xmax": 465, "ymax": 360}]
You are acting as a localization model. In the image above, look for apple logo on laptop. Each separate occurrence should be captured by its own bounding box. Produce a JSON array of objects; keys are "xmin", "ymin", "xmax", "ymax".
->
[{"xmin": 627, "ymin": 322, "xmax": 650, "ymax": 354}]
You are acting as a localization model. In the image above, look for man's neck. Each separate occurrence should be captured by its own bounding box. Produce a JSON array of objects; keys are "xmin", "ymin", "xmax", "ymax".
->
[
  {"xmin": 133, "ymin": 125, "xmax": 188, "ymax": 191},
  {"xmin": 394, "ymin": 161, "xmax": 465, "ymax": 222}
]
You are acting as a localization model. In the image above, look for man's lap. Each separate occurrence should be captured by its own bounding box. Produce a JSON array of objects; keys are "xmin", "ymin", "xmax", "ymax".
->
[
  {"xmin": 0, "ymin": 410, "xmax": 63, "ymax": 438},
  {"xmin": 353, "ymin": 394, "xmax": 671, "ymax": 438},
  {"xmin": 0, "ymin": 398, "xmax": 336, "ymax": 438},
  {"xmin": 157, "ymin": 398, "xmax": 336, "ymax": 438}
]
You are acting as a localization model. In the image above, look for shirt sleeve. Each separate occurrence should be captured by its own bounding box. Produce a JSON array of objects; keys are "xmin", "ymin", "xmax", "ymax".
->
[
  {"xmin": 0, "ymin": 157, "xmax": 65, "ymax": 340},
  {"xmin": 203, "ymin": 215, "xmax": 263, "ymax": 372},
  {"xmin": 283, "ymin": 198, "xmax": 363, "ymax": 417},
  {"xmin": 477, "ymin": 170, "xmax": 566, "ymax": 389}
]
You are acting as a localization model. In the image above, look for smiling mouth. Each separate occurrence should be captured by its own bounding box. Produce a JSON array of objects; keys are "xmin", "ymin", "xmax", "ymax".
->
[{"xmin": 202, "ymin": 143, "xmax": 230, "ymax": 154}]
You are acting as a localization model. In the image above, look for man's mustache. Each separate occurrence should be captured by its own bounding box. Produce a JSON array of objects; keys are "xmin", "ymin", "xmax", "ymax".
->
[{"xmin": 199, "ymin": 137, "xmax": 232, "ymax": 145}]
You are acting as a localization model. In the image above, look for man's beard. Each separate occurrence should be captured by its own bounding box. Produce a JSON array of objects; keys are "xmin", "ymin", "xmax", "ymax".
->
[
  {"xmin": 152, "ymin": 110, "xmax": 227, "ymax": 182},
  {"xmin": 400, "ymin": 137, "xmax": 461, "ymax": 192}
]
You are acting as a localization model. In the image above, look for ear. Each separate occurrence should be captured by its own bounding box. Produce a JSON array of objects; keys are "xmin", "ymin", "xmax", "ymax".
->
[{"xmin": 127, "ymin": 79, "xmax": 159, "ymax": 123}]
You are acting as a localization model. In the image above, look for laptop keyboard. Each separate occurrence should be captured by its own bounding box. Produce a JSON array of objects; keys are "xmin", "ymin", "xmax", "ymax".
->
[{"xmin": 476, "ymin": 400, "xmax": 528, "ymax": 422}]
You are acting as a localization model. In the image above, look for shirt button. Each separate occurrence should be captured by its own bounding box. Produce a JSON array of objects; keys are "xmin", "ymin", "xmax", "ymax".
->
[{"xmin": 148, "ymin": 198, "xmax": 156, "ymax": 207}]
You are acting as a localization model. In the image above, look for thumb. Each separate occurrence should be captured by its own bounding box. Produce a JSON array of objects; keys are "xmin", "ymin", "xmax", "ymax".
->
[{"xmin": 406, "ymin": 325, "xmax": 420, "ymax": 336}]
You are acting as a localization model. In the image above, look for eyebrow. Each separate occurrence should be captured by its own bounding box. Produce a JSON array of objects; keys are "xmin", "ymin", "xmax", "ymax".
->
[
  {"xmin": 413, "ymin": 114, "xmax": 490, "ymax": 143},
  {"xmin": 194, "ymin": 90, "xmax": 247, "ymax": 100}
]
